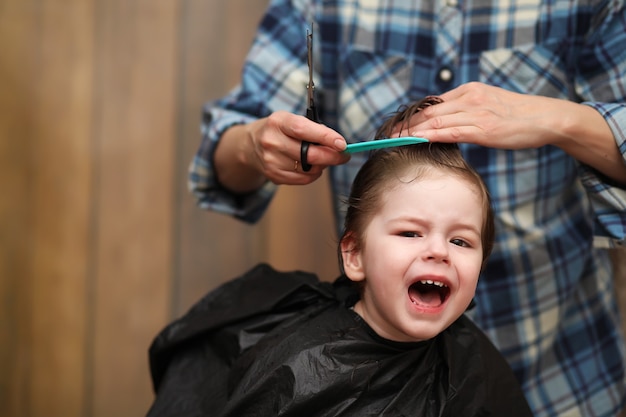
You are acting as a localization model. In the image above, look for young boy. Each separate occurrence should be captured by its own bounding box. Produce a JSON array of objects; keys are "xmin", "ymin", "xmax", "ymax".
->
[{"xmin": 147, "ymin": 98, "xmax": 532, "ymax": 417}]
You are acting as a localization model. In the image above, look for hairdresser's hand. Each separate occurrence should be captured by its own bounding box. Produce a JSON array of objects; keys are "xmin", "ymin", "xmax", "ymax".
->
[
  {"xmin": 395, "ymin": 81, "xmax": 626, "ymax": 184},
  {"xmin": 394, "ymin": 82, "xmax": 564, "ymax": 149},
  {"xmin": 215, "ymin": 111, "xmax": 349, "ymax": 193}
]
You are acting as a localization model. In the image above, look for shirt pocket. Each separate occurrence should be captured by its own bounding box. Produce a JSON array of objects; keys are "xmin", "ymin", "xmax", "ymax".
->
[{"xmin": 479, "ymin": 43, "xmax": 572, "ymax": 99}]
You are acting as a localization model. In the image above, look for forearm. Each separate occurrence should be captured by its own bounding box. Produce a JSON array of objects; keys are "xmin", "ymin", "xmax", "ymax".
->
[{"xmin": 553, "ymin": 100, "xmax": 626, "ymax": 185}]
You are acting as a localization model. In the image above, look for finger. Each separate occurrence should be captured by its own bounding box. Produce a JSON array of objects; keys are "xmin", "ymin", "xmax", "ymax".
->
[
  {"xmin": 271, "ymin": 133, "xmax": 349, "ymax": 172},
  {"xmin": 423, "ymin": 110, "xmax": 484, "ymax": 130},
  {"xmin": 388, "ymin": 101, "xmax": 465, "ymax": 137},
  {"xmin": 271, "ymin": 157, "xmax": 325, "ymax": 185},
  {"xmin": 439, "ymin": 81, "xmax": 485, "ymax": 101},
  {"xmin": 408, "ymin": 126, "xmax": 487, "ymax": 145},
  {"xmin": 390, "ymin": 110, "xmax": 462, "ymax": 138},
  {"xmin": 264, "ymin": 158, "xmax": 317, "ymax": 184},
  {"xmin": 417, "ymin": 97, "xmax": 473, "ymax": 121},
  {"xmin": 302, "ymin": 142, "xmax": 352, "ymax": 168},
  {"xmin": 281, "ymin": 115, "xmax": 347, "ymax": 152},
  {"xmin": 438, "ymin": 85, "xmax": 468, "ymax": 102}
]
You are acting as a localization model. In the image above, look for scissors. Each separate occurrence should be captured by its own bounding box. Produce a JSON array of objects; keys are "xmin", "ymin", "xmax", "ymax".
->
[{"xmin": 301, "ymin": 28, "xmax": 318, "ymax": 172}]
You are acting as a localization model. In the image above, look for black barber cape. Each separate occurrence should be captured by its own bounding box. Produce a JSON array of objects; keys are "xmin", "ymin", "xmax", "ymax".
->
[{"xmin": 147, "ymin": 264, "xmax": 532, "ymax": 417}]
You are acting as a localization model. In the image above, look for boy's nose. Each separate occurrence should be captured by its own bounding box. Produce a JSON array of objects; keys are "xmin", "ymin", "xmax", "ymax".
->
[{"xmin": 423, "ymin": 237, "xmax": 450, "ymax": 263}]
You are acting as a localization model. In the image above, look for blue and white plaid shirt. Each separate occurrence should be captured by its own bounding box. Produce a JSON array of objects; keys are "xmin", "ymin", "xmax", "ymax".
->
[{"xmin": 191, "ymin": 0, "xmax": 626, "ymax": 415}]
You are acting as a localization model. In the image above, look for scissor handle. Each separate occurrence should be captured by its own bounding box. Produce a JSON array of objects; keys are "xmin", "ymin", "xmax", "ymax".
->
[{"xmin": 301, "ymin": 105, "xmax": 319, "ymax": 172}]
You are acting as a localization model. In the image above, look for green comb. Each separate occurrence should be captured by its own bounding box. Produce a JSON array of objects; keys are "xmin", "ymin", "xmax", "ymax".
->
[{"xmin": 344, "ymin": 137, "xmax": 429, "ymax": 154}]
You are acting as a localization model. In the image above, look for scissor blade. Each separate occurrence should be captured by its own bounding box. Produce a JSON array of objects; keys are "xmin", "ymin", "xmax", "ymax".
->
[{"xmin": 306, "ymin": 29, "xmax": 315, "ymax": 107}]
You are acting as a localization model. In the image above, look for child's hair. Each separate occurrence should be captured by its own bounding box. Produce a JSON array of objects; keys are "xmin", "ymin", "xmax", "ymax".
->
[{"xmin": 339, "ymin": 96, "xmax": 495, "ymax": 272}]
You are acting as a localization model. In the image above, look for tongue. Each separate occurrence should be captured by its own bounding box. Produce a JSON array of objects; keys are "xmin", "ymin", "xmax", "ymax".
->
[{"xmin": 409, "ymin": 285, "xmax": 442, "ymax": 307}]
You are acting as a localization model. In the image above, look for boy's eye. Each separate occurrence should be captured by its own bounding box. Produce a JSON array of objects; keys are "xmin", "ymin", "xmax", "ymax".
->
[
  {"xmin": 450, "ymin": 238, "xmax": 471, "ymax": 247},
  {"xmin": 399, "ymin": 231, "xmax": 420, "ymax": 238}
]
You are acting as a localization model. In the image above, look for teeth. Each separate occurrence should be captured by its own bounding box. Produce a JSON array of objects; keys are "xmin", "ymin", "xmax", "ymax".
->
[{"xmin": 420, "ymin": 280, "xmax": 446, "ymax": 287}]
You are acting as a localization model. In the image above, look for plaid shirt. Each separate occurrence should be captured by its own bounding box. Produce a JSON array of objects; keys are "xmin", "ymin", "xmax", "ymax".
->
[{"xmin": 191, "ymin": 0, "xmax": 626, "ymax": 415}]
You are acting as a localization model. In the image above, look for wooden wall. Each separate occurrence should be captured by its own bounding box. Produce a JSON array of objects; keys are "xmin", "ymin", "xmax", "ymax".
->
[
  {"xmin": 0, "ymin": 1, "xmax": 623, "ymax": 417},
  {"xmin": 0, "ymin": 1, "xmax": 336, "ymax": 416}
]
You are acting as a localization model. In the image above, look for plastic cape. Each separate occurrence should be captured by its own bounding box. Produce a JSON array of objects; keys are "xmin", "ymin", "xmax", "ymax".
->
[{"xmin": 147, "ymin": 263, "xmax": 532, "ymax": 417}]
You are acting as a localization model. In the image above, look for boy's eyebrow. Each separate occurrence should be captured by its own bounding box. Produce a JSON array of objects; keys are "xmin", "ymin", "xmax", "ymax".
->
[{"xmin": 389, "ymin": 216, "xmax": 482, "ymax": 236}]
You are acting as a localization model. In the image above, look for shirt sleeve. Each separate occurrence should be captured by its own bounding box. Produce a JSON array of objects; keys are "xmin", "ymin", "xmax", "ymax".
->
[
  {"xmin": 188, "ymin": 0, "xmax": 315, "ymax": 223},
  {"xmin": 578, "ymin": 102, "xmax": 626, "ymax": 248},
  {"xmin": 576, "ymin": 1, "xmax": 626, "ymax": 247}
]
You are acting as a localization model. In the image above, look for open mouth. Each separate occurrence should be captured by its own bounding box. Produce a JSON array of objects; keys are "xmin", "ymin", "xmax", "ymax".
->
[{"xmin": 408, "ymin": 280, "xmax": 450, "ymax": 308}]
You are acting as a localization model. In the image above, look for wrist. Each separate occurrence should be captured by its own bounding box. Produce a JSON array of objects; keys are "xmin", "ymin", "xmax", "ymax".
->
[
  {"xmin": 216, "ymin": 123, "xmax": 267, "ymax": 193},
  {"xmin": 551, "ymin": 101, "xmax": 626, "ymax": 183}
]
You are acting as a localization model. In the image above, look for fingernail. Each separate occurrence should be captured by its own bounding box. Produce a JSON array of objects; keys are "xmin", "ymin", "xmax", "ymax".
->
[{"xmin": 335, "ymin": 139, "xmax": 347, "ymax": 150}]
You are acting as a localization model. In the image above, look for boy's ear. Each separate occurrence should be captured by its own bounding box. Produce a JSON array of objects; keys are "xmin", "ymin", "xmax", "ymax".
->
[{"xmin": 340, "ymin": 233, "xmax": 365, "ymax": 282}]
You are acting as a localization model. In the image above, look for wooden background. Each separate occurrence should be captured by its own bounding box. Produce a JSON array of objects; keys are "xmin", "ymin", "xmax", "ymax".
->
[{"xmin": 0, "ymin": 1, "xmax": 624, "ymax": 416}]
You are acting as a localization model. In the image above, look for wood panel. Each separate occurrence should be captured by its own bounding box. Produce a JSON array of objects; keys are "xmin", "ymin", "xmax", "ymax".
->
[
  {"xmin": 0, "ymin": 1, "xmax": 39, "ymax": 415},
  {"xmin": 29, "ymin": 1, "xmax": 95, "ymax": 415},
  {"xmin": 89, "ymin": 1, "xmax": 179, "ymax": 415},
  {"xmin": 0, "ymin": 0, "xmax": 180, "ymax": 416},
  {"xmin": 0, "ymin": 1, "xmax": 95, "ymax": 416},
  {"xmin": 174, "ymin": 0, "xmax": 270, "ymax": 315}
]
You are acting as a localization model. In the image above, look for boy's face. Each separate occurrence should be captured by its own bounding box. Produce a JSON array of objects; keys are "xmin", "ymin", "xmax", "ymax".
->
[{"xmin": 341, "ymin": 172, "xmax": 484, "ymax": 342}]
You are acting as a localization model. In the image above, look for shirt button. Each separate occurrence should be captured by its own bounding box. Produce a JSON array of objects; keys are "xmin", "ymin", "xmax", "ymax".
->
[{"xmin": 438, "ymin": 67, "xmax": 454, "ymax": 83}]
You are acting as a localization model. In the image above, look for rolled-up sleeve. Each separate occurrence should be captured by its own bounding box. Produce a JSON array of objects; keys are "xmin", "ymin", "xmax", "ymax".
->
[
  {"xmin": 576, "ymin": 3, "xmax": 626, "ymax": 247},
  {"xmin": 579, "ymin": 103, "xmax": 626, "ymax": 247}
]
